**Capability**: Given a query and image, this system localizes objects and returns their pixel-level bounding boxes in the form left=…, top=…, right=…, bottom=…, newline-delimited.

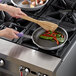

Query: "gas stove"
left=0, top=0, right=76, bottom=76
left=0, top=0, right=76, bottom=58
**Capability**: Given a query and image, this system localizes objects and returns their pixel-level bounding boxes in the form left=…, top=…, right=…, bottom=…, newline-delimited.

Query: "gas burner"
left=16, top=18, right=30, bottom=27
left=1, top=22, right=24, bottom=32
left=47, top=12, right=64, bottom=20
left=3, top=22, right=18, bottom=30
left=0, top=11, right=5, bottom=25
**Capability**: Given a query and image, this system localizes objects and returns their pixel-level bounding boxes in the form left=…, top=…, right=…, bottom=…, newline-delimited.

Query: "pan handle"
left=16, top=32, right=32, bottom=39
left=0, top=0, right=2, bottom=2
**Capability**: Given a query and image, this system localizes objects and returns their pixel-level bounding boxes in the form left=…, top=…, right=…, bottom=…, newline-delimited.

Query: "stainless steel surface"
left=0, top=39, right=61, bottom=74
left=23, top=34, right=32, bottom=39
left=24, top=68, right=30, bottom=76
left=11, top=0, right=49, bottom=11
left=56, top=39, right=76, bottom=76
left=63, top=40, right=76, bottom=61
left=0, top=59, right=4, bottom=67
left=32, top=27, right=68, bottom=50
left=62, top=0, right=66, bottom=5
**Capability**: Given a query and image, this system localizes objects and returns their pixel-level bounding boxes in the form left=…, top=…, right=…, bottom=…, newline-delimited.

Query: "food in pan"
left=39, top=30, right=64, bottom=45
left=22, top=0, right=46, bottom=8
left=22, top=0, right=29, bottom=4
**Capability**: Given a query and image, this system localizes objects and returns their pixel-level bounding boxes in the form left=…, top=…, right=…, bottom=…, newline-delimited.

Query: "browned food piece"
left=30, top=0, right=35, bottom=2
left=22, top=0, right=29, bottom=5
left=30, top=1, right=36, bottom=8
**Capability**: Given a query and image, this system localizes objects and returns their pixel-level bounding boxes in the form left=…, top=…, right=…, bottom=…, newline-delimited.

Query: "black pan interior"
left=33, top=27, right=68, bottom=50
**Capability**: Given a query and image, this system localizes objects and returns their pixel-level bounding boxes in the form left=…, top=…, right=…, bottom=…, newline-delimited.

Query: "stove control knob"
left=24, top=68, right=30, bottom=76
left=19, top=66, right=24, bottom=71
left=43, top=74, right=48, bottom=76
left=0, top=59, right=4, bottom=66
left=37, top=72, right=42, bottom=76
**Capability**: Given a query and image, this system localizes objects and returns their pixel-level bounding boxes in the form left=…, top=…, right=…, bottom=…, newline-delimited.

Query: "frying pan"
left=11, top=0, right=49, bottom=11
left=17, top=27, right=68, bottom=50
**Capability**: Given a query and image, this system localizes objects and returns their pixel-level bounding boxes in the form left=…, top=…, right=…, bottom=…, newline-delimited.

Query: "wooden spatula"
left=20, top=15, right=58, bottom=31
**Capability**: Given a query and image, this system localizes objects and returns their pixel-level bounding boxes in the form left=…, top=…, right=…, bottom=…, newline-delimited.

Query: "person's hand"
left=0, top=28, right=19, bottom=39
left=3, top=4, right=27, bottom=18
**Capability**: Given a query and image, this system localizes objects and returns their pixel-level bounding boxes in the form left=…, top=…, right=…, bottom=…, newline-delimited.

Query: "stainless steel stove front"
left=0, top=33, right=76, bottom=76
left=0, top=39, right=61, bottom=76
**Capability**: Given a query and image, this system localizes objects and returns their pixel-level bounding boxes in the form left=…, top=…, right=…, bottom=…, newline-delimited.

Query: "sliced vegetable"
left=40, top=35, right=53, bottom=40
left=56, top=34, right=61, bottom=38
left=53, top=37, right=59, bottom=45
left=49, top=30, right=52, bottom=34
left=39, top=30, right=65, bottom=45
left=57, top=38, right=64, bottom=43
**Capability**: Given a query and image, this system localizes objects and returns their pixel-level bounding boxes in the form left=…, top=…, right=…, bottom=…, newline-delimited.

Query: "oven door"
left=0, top=67, right=14, bottom=76
left=0, top=71, right=12, bottom=76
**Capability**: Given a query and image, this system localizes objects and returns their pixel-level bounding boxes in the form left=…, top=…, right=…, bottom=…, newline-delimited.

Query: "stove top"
left=0, top=0, right=76, bottom=58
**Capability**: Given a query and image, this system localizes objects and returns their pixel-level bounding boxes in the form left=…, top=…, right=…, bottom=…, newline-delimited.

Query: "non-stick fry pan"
left=11, top=0, right=49, bottom=11
left=17, top=27, right=68, bottom=50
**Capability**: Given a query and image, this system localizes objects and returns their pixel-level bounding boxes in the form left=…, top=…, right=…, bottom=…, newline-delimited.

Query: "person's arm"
left=0, top=4, right=7, bottom=11
left=0, top=4, right=26, bottom=39
left=0, top=4, right=27, bottom=18
left=0, top=28, right=19, bottom=39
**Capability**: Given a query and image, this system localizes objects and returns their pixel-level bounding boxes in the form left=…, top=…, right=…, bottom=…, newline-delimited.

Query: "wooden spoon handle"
left=21, top=15, right=38, bottom=23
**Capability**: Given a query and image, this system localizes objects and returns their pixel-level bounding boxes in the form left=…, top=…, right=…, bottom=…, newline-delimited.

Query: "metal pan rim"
left=32, top=27, right=68, bottom=50
left=11, top=0, right=49, bottom=11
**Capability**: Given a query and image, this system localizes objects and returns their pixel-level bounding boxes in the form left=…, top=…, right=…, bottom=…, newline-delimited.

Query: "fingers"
left=13, top=30, right=19, bottom=34
left=12, top=29, right=19, bottom=39
left=6, top=6, right=27, bottom=19
left=12, top=33, right=19, bottom=39
left=1, top=28, right=20, bottom=40
left=19, top=11, right=27, bottom=16
left=15, top=11, right=27, bottom=18
left=14, top=8, right=27, bottom=18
